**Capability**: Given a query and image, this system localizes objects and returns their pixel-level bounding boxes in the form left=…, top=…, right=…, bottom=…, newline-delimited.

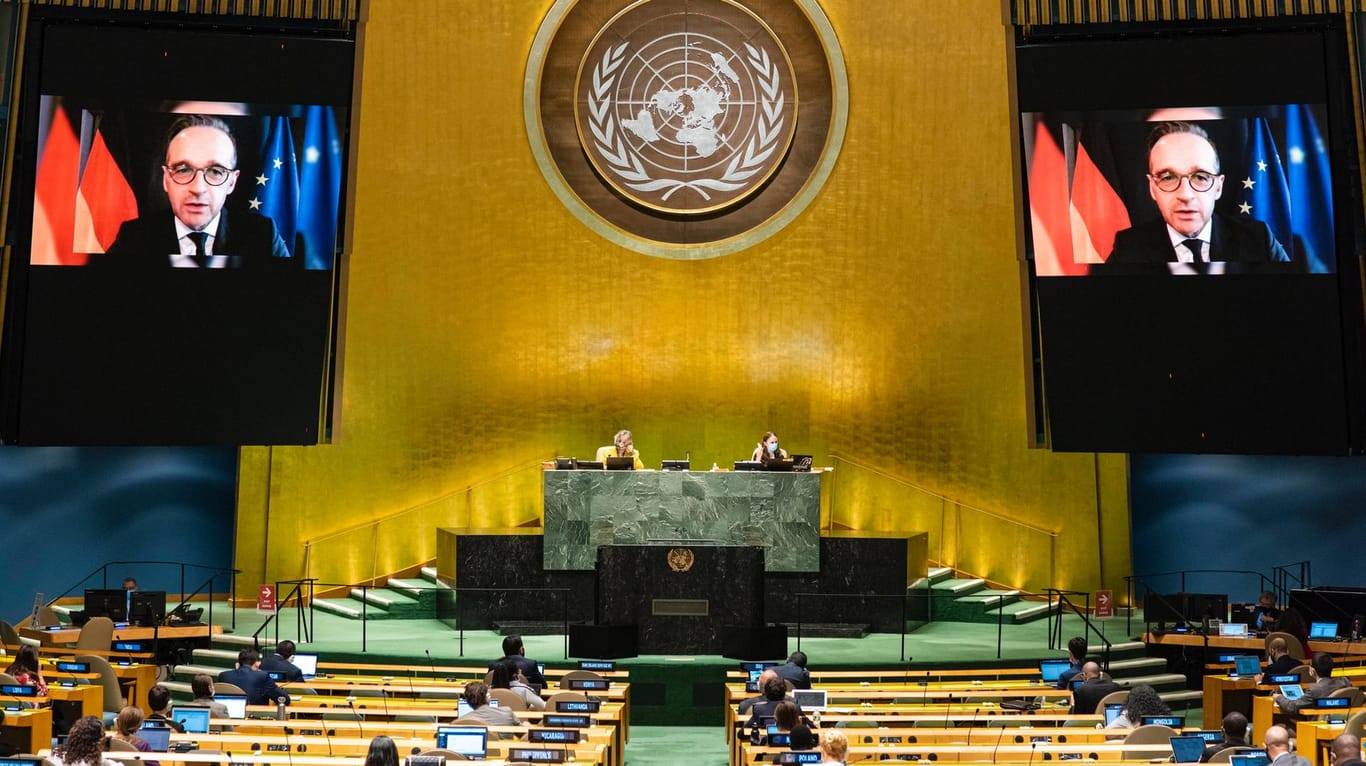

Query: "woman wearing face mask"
left=751, top=431, right=789, bottom=464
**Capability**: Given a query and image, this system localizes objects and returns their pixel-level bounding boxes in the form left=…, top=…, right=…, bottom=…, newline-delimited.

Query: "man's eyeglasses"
left=164, top=164, right=236, bottom=186
left=1149, top=170, right=1219, bottom=193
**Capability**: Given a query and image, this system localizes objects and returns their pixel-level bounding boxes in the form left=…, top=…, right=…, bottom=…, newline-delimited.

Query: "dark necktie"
left=1182, top=238, right=1207, bottom=274
left=187, top=231, right=209, bottom=268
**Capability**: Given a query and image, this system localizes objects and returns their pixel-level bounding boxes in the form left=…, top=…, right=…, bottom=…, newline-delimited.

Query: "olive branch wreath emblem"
left=586, top=40, right=785, bottom=202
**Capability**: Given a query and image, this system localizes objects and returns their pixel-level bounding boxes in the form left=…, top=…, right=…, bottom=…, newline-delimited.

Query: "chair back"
left=1094, top=690, right=1130, bottom=714
left=1209, top=747, right=1261, bottom=763
left=1330, top=686, right=1366, bottom=707
left=76, top=653, right=126, bottom=713
left=557, top=669, right=604, bottom=689
left=215, top=681, right=247, bottom=696
left=488, top=688, right=529, bottom=711
left=1287, top=664, right=1315, bottom=683
left=1122, top=724, right=1178, bottom=760
left=1266, top=632, right=1307, bottom=660
left=415, top=750, right=469, bottom=761
left=1345, top=709, right=1366, bottom=740
left=37, top=606, right=61, bottom=627
left=542, top=691, right=587, bottom=710
left=77, top=617, right=115, bottom=652
left=107, top=738, right=139, bottom=752
left=0, top=620, right=20, bottom=647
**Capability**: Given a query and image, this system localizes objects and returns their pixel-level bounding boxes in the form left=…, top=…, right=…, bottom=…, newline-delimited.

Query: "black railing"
left=1046, top=588, right=1113, bottom=670
left=792, top=592, right=924, bottom=661
left=1273, top=561, right=1312, bottom=604
left=1124, top=568, right=1277, bottom=636
left=44, top=559, right=240, bottom=630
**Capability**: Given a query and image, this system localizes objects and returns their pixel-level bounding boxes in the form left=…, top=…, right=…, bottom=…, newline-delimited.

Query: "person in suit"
left=594, top=429, right=644, bottom=469
left=1201, top=712, right=1249, bottom=762
left=258, top=639, right=305, bottom=683
left=103, top=114, right=289, bottom=269
left=1329, top=734, right=1365, bottom=766
left=1069, top=662, right=1120, bottom=715
left=1257, top=636, right=1300, bottom=682
left=218, top=648, right=290, bottom=706
left=488, top=634, right=545, bottom=689
left=1099, top=121, right=1289, bottom=273
left=1275, top=652, right=1350, bottom=713
left=1265, top=724, right=1311, bottom=766
left=773, top=651, right=812, bottom=690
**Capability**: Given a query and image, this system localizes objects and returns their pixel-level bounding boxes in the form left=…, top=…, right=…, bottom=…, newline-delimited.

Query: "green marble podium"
left=542, top=469, right=822, bottom=572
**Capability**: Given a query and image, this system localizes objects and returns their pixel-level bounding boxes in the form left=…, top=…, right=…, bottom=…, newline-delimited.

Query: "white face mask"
left=767, top=442, right=778, bottom=453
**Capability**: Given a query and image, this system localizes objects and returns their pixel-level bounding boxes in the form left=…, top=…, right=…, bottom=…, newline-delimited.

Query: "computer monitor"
left=661, top=460, right=690, bottom=471
left=435, top=725, right=487, bottom=759
left=139, top=723, right=171, bottom=752
left=1234, top=656, right=1262, bottom=676
left=1171, top=735, right=1207, bottom=763
left=1220, top=622, right=1249, bottom=637
left=290, top=653, right=318, bottom=679
left=1230, top=753, right=1271, bottom=766
left=1311, top=622, right=1339, bottom=639
left=128, top=591, right=167, bottom=627
left=604, top=456, right=635, bottom=470
left=1104, top=703, right=1125, bottom=727
left=1040, top=659, right=1072, bottom=683
left=172, top=707, right=211, bottom=734
left=792, top=689, right=827, bottom=712
left=457, top=698, right=499, bottom=718
left=216, top=694, right=247, bottom=719
left=83, top=588, right=128, bottom=621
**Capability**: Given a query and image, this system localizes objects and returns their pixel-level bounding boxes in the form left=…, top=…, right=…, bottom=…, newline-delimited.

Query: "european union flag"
left=1239, top=116, right=1292, bottom=257
left=298, top=106, right=342, bottom=270
left=253, top=115, right=299, bottom=260
left=1284, top=104, right=1335, bottom=274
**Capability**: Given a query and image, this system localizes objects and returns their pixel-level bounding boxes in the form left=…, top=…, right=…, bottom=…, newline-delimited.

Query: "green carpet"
left=625, top=726, right=728, bottom=766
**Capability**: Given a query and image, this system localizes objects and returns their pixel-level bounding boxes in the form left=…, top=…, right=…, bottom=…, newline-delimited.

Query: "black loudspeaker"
left=568, top=624, right=639, bottom=659
left=721, top=624, right=788, bottom=661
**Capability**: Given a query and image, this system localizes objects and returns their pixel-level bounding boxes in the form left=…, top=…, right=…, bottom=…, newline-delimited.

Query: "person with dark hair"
left=1056, top=636, right=1087, bottom=689
left=745, top=674, right=803, bottom=729
left=774, top=699, right=815, bottom=749
left=4, top=645, right=48, bottom=695
left=1276, top=652, right=1350, bottom=713
left=1277, top=608, right=1312, bottom=656
left=49, top=715, right=120, bottom=766
left=1069, top=662, right=1120, bottom=715
left=258, top=639, right=305, bottom=683
left=488, top=634, right=545, bottom=688
left=364, top=735, right=400, bottom=766
left=456, top=682, right=522, bottom=727
left=190, top=672, right=229, bottom=718
left=774, top=651, right=811, bottom=690
left=489, top=657, right=545, bottom=710
left=144, top=684, right=186, bottom=733
left=104, top=113, right=290, bottom=268
left=1329, top=733, right=1365, bottom=766
left=1254, top=591, right=1282, bottom=632
left=122, top=578, right=138, bottom=591
left=751, top=432, right=790, bottom=464
left=218, top=648, right=290, bottom=706
left=1107, top=684, right=1171, bottom=729
left=112, top=706, right=158, bottom=766
left=1102, top=121, right=1289, bottom=272
left=1201, top=711, right=1249, bottom=762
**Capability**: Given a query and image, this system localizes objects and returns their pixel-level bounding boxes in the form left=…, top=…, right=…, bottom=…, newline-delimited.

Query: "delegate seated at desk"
left=595, top=429, right=644, bottom=469
left=751, top=431, right=789, bottom=464
left=1274, top=653, right=1349, bottom=713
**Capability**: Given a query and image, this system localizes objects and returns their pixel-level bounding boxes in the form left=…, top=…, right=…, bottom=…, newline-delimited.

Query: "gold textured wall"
left=234, top=0, right=1132, bottom=599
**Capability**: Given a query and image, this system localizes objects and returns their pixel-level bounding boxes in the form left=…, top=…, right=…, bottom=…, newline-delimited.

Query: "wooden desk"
left=114, top=663, right=159, bottom=713
left=737, top=740, right=1175, bottom=766
left=0, top=707, right=52, bottom=756
left=1203, top=674, right=1260, bottom=723
left=20, top=624, right=223, bottom=648
left=48, top=683, right=104, bottom=719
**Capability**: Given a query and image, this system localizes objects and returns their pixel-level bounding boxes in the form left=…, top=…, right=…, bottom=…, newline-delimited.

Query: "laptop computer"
left=791, top=454, right=814, bottom=472
left=1040, top=659, right=1073, bottom=683
left=290, top=653, right=319, bottom=680
left=457, top=698, right=499, bottom=718
left=1311, top=622, right=1339, bottom=639
left=661, top=460, right=690, bottom=471
left=1104, top=703, right=1125, bottom=727
left=1279, top=684, right=1305, bottom=701
left=171, top=707, right=211, bottom=734
left=1171, top=735, right=1207, bottom=763
left=1221, top=622, right=1250, bottom=637
left=139, top=723, right=172, bottom=752
left=435, top=726, right=487, bottom=759
left=792, top=689, right=827, bottom=712
left=761, top=459, right=795, bottom=472
left=216, top=694, right=248, bottom=719
left=605, top=456, right=635, bottom=470
left=1230, top=753, right=1271, bottom=766
left=1233, top=656, right=1262, bottom=676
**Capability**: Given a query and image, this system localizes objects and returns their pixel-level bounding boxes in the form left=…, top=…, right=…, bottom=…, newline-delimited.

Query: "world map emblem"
left=527, top=0, right=847, bottom=258
left=575, top=0, right=798, bottom=214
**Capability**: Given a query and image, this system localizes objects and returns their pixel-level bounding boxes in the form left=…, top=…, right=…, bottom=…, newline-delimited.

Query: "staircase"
left=912, top=567, right=1057, bottom=624
left=310, top=566, right=449, bottom=621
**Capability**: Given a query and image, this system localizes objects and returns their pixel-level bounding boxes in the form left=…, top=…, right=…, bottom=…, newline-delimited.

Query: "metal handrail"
left=1123, top=568, right=1276, bottom=635
left=1046, top=588, right=1112, bottom=670
left=793, top=592, right=925, bottom=662
left=43, top=559, right=240, bottom=630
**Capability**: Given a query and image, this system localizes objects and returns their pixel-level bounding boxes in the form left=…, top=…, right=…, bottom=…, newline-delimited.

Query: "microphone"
left=992, top=720, right=1008, bottom=761
left=407, top=668, right=416, bottom=697
left=944, top=692, right=953, bottom=729
left=1027, top=740, right=1037, bottom=766
left=346, top=696, right=364, bottom=738
left=964, top=706, right=980, bottom=744
left=426, top=649, right=444, bottom=682
left=281, top=726, right=296, bottom=766
left=322, top=727, right=335, bottom=757
left=380, top=688, right=391, bottom=718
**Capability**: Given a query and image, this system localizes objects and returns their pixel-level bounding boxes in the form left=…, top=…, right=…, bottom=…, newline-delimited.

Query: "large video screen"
left=0, top=10, right=353, bottom=445
left=1016, top=20, right=1366, bottom=454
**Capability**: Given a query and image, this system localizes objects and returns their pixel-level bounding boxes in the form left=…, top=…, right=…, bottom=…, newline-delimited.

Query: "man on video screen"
left=105, top=114, right=289, bottom=268
left=1105, top=121, right=1288, bottom=271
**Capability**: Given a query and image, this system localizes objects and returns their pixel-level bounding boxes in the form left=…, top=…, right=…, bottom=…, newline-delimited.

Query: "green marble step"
left=983, top=599, right=1057, bottom=625
left=929, top=578, right=987, bottom=596
left=935, top=588, right=1020, bottom=622
left=313, top=597, right=391, bottom=620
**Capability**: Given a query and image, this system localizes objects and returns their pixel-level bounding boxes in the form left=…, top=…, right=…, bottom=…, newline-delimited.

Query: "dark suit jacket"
left=773, top=662, right=811, bottom=690
left=218, top=665, right=290, bottom=706
left=489, top=654, right=545, bottom=689
left=1263, top=654, right=1300, bottom=677
left=103, top=208, right=291, bottom=268
left=258, top=654, right=304, bottom=683
left=1071, top=678, right=1121, bottom=715
left=1099, top=213, right=1290, bottom=273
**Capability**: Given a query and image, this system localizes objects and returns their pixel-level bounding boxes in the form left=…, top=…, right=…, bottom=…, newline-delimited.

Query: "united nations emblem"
left=575, top=0, right=797, bottom=214
left=527, top=0, right=847, bottom=258
left=667, top=547, right=695, bottom=572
